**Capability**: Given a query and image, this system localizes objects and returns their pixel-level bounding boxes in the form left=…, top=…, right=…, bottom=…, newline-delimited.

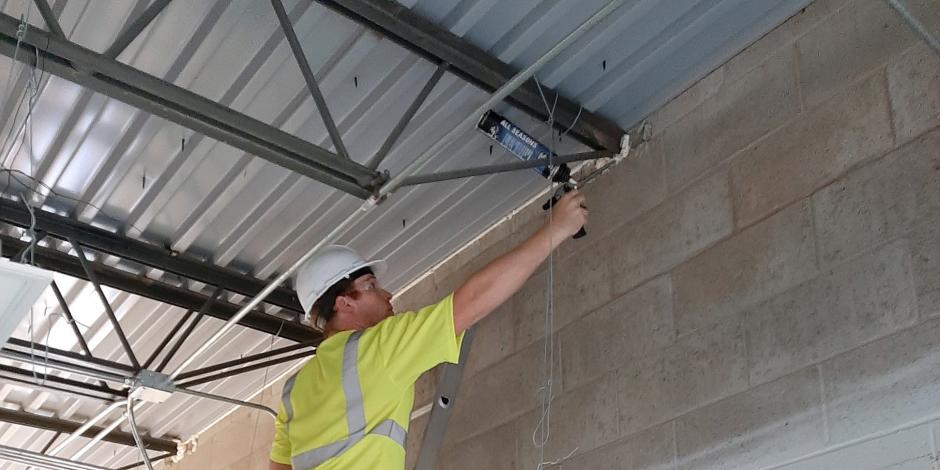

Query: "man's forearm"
left=453, top=224, right=565, bottom=333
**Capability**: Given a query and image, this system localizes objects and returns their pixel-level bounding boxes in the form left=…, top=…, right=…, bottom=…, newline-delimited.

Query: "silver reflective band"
left=282, top=373, right=298, bottom=429
left=292, top=419, right=407, bottom=469
left=286, top=331, right=408, bottom=470
left=342, top=331, right=367, bottom=435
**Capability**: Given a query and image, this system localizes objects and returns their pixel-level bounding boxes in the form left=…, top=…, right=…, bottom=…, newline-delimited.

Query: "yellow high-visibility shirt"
left=270, top=293, right=463, bottom=469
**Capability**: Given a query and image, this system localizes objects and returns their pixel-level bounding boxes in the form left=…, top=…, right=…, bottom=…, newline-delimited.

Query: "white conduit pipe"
left=0, top=443, right=110, bottom=470
left=167, top=0, right=626, bottom=381
left=127, top=399, right=155, bottom=470
left=71, top=402, right=146, bottom=460
left=47, top=400, right=127, bottom=456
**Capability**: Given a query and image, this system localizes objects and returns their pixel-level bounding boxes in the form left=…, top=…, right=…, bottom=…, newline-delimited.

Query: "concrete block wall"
left=161, top=0, right=939, bottom=468
left=419, top=1, right=940, bottom=469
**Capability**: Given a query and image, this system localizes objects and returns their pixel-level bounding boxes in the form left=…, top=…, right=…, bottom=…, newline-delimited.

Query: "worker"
left=269, top=190, right=588, bottom=470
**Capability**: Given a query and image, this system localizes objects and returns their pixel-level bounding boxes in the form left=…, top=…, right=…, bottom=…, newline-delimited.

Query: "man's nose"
left=381, top=289, right=392, bottom=301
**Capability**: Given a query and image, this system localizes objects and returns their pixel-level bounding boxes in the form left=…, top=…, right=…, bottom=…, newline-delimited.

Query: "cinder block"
left=663, top=46, right=800, bottom=192
left=557, top=421, right=675, bottom=470
left=587, top=139, right=667, bottom=241
left=464, top=300, right=516, bottom=377
left=910, top=216, right=940, bottom=318
left=747, top=240, right=918, bottom=385
left=888, top=42, right=940, bottom=144
left=648, top=68, right=726, bottom=138
left=813, top=127, right=940, bottom=265
left=513, top=229, right=620, bottom=351
left=560, top=275, right=674, bottom=390
left=618, top=320, right=748, bottom=437
left=673, top=200, right=817, bottom=336
left=440, top=419, right=517, bottom=470
left=607, top=168, right=734, bottom=299
left=721, top=0, right=851, bottom=81
left=516, top=372, right=622, bottom=468
left=392, top=273, right=437, bottom=313
left=731, top=70, right=895, bottom=228
left=509, top=269, right=551, bottom=350
left=797, top=0, right=916, bottom=108
left=875, top=456, right=938, bottom=470
left=813, top=125, right=940, bottom=263
left=675, top=367, right=825, bottom=470
left=776, top=424, right=935, bottom=470
left=551, top=237, right=615, bottom=330
left=405, top=413, right=428, bottom=470
left=448, top=339, right=560, bottom=441
left=413, top=365, right=441, bottom=409
left=821, top=316, right=940, bottom=443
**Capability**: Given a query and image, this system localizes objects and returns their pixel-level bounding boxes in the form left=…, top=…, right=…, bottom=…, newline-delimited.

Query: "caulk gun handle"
left=565, top=181, right=587, bottom=240
left=542, top=185, right=587, bottom=240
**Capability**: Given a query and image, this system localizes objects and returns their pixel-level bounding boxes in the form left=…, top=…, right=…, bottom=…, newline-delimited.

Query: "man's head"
left=295, top=245, right=391, bottom=334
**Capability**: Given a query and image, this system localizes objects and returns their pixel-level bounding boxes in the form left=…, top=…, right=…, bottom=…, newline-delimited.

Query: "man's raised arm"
left=453, top=190, right=588, bottom=334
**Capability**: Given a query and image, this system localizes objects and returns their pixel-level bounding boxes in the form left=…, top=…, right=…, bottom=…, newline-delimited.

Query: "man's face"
left=341, top=273, right=394, bottom=327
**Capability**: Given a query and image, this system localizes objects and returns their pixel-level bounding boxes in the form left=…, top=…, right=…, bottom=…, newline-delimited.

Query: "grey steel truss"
left=315, top=0, right=626, bottom=152
left=0, top=12, right=381, bottom=199
left=0, top=1, right=626, bottom=466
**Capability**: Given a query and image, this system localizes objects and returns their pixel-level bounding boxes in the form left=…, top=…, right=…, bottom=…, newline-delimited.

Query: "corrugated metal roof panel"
left=0, top=0, right=809, bottom=466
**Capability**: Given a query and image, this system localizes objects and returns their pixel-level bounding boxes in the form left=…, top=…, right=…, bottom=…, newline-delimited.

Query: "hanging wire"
left=529, top=75, right=582, bottom=469
left=248, top=320, right=285, bottom=453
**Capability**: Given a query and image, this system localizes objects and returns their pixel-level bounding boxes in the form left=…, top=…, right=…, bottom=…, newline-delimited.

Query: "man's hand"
left=453, top=192, right=589, bottom=333
left=548, top=189, right=588, bottom=239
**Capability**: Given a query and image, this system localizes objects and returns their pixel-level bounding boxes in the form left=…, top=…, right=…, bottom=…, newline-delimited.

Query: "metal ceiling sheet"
left=0, top=0, right=808, bottom=467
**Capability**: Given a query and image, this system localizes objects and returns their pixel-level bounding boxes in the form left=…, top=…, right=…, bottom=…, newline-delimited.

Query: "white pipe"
left=378, top=0, right=627, bottom=197
left=126, top=399, right=154, bottom=470
left=0, top=443, right=109, bottom=470
left=167, top=0, right=625, bottom=381
left=48, top=400, right=126, bottom=456
left=71, top=401, right=146, bottom=460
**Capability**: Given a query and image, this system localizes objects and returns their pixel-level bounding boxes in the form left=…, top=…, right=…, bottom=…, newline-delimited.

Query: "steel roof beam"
left=400, top=150, right=613, bottom=186
left=0, top=409, right=177, bottom=453
left=0, top=234, right=318, bottom=342
left=0, top=198, right=304, bottom=316
left=315, top=0, right=626, bottom=152
left=0, top=13, right=379, bottom=199
left=0, top=364, right=125, bottom=401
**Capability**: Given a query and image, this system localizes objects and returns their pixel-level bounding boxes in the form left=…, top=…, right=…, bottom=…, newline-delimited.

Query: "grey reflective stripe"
left=342, top=331, right=366, bottom=434
left=289, top=331, right=408, bottom=469
left=291, top=419, right=407, bottom=469
left=371, top=419, right=407, bottom=448
left=282, top=373, right=298, bottom=426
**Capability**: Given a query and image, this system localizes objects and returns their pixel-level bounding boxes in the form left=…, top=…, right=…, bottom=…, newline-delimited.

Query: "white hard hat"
left=295, top=245, right=386, bottom=326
